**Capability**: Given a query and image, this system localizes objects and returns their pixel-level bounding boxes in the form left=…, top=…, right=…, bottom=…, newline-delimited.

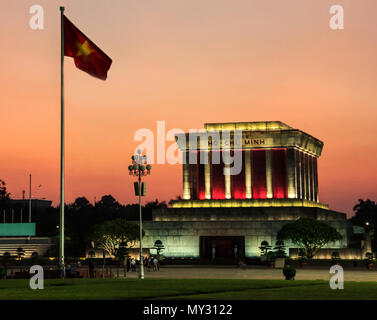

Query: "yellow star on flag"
left=75, top=40, right=95, bottom=58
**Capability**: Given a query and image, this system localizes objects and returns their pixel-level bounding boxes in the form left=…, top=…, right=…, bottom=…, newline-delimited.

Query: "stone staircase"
left=0, top=237, right=55, bottom=258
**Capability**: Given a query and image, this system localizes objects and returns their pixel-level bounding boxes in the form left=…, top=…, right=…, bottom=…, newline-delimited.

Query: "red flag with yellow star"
left=63, top=15, right=112, bottom=80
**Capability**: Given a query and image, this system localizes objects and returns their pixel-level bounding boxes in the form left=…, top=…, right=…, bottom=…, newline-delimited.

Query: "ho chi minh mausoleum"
left=142, top=121, right=367, bottom=260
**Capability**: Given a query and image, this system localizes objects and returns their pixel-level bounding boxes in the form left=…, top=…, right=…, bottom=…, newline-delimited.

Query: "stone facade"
left=141, top=207, right=349, bottom=258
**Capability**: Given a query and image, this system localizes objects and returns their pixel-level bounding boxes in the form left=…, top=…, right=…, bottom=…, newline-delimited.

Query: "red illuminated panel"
left=211, top=150, right=225, bottom=199
left=232, top=150, right=246, bottom=199
left=252, top=150, right=267, bottom=199
left=272, top=149, right=287, bottom=198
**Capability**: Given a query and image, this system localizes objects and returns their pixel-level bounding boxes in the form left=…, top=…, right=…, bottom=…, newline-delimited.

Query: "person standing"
left=147, top=257, right=152, bottom=272
left=143, top=256, right=147, bottom=270
left=131, top=258, right=136, bottom=272
left=126, top=257, right=131, bottom=272
left=234, top=245, right=238, bottom=259
left=153, top=257, right=158, bottom=271
left=212, top=245, right=216, bottom=260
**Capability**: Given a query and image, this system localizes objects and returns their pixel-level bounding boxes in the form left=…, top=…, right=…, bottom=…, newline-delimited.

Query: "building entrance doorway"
left=199, top=236, right=245, bottom=260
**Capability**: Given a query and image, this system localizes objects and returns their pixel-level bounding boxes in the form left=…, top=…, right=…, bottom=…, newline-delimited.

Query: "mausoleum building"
left=142, top=122, right=365, bottom=260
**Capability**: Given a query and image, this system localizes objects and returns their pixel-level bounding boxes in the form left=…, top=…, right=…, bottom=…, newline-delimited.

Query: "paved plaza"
left=121, top=265, right=377, bottom=282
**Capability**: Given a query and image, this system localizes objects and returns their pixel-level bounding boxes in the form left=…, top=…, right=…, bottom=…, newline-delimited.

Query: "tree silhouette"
left=90, top=219, right=143, bottom=258
left=68, top=197, right=92, bottom=211
left=259, top=240, right=271, bottom=256
left=351, top=198, right=377, bottom=251
left=145, top=199, right=167, bottom=209
left=0, top=179, right=10, bottom=201
left=351, top=199, right=377, bottom=227
left=0, top=179, right=10, bottom=210
left=95, top=195, right=121, bottom=210
left=277, top=217, right=342, bottom=259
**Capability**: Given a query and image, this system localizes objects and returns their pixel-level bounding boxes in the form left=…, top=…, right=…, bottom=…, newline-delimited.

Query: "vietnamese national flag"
left=63, top=15, right=112, bottom=80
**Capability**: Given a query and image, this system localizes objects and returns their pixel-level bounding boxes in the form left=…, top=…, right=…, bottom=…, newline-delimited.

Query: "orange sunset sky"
left=1, top=0, right=377, bottom=217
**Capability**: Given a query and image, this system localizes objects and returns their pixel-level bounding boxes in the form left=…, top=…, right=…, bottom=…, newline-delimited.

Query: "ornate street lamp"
left=128, top=149, right=151, bottom=279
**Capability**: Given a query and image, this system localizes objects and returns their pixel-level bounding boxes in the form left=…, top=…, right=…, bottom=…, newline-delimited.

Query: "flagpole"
left=59, top=6, right=65, bottom=278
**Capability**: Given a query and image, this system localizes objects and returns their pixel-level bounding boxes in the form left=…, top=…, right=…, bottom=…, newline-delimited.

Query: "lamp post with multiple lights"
left=128, top=149, right=151, bottom=279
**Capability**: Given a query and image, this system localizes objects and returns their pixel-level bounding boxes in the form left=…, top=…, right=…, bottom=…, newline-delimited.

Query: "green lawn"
left=1, top=278, right=377, bottom=300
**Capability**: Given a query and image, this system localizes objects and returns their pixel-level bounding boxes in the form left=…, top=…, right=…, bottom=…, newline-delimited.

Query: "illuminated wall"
left=211, top=150, right=225, bottom=199
left=272, top=149, right=287, bottom=199
left=252, top=149, right=267, bottom=199
left=179, top=122, right=322, bottom=203
left=141, top=216, right=348, bottom=259
left=232, top=150, right=246, bottom=199
left=186, top=147, right=319, bottom=202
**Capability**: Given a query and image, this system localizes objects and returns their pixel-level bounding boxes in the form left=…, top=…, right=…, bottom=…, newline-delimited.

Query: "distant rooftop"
left=9, top=199, right=52, bottom=208
left=204, top=121, right=293, bottom=132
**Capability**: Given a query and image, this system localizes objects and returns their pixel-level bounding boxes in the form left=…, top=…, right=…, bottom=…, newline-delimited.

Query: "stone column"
left=224, top=162, right=231, bottom=199
left=295, top=149, right=302, bottom=199
left=313, top=157, right=319, bottom=202
left=265, top=149, right=273, bottom=199
left=286, top=148, right=297, bottom=199
left=245, top=150, right=252, bottom=199
left=182, top=151, right=191, bottom=200
left=301, top=152, right=307, bottom=200
left=310, top=156, right=315, bottom=202
left=306, top=153, right=311, bottom=201
left=204, top=152, right=211, bottom=199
